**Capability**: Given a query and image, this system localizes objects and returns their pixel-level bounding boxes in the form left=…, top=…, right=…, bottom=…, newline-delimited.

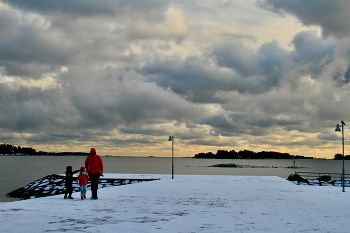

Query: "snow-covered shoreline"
left=1, top=174, right=349, bottom=232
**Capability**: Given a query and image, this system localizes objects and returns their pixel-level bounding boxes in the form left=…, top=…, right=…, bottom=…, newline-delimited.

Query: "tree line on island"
left=1, top=143, right=38, bottom=155
left=0, top=143, right=88, bottom=156
left=194, top=150, right=350, bottom=160
left=194, top=150, right=312, bottom=159
left=333, top=153, right=350, bottom=160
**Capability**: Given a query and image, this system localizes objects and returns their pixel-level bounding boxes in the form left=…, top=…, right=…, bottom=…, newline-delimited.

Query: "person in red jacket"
left=85, top=148, right=103, bottom=199
left=78, top=167, right=89, bottom=200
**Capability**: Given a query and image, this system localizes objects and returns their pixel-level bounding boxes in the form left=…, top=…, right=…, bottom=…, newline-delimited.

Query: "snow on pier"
left=1, top=174, right=350, bottom=232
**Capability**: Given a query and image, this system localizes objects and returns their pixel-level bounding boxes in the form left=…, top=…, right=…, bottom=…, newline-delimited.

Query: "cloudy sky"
left=0, top=0, right=350, bottom=158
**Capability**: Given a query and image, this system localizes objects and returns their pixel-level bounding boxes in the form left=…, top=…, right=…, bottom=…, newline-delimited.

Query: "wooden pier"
left=6, top=174, right=160, bottom=199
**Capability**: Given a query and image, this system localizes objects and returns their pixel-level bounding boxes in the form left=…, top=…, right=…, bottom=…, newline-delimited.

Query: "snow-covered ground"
left=1, top=174, right=349, bottom=232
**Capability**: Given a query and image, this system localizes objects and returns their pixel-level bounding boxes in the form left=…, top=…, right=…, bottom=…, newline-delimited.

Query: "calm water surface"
left=1, top=156, right=349, bottom=202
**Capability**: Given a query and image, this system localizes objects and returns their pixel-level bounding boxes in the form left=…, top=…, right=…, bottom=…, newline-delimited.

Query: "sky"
left=0, top=0, right=350, bottom=159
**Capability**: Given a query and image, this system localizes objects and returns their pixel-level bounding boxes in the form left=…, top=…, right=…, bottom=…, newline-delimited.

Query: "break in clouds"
left=0, top=0, right=350, bottom=158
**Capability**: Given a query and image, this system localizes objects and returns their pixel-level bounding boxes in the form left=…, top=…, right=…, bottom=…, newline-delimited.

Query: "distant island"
left=0, top=143, right=88, bottom=156
left=194, top=150, right=314, bottom=159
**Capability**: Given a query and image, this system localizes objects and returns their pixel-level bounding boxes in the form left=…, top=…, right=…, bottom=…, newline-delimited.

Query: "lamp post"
left=168, top=136, right=174, bottom=179
left=335, top=121, right=346, bottom=192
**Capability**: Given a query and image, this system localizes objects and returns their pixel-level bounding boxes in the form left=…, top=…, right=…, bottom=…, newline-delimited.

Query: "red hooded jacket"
left=85, top=148, right=104, bottom=175
left=78, top=172, right=89, bottom=186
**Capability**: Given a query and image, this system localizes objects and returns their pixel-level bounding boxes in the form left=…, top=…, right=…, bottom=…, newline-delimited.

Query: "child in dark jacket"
left=64, top=166, right=80, bottom=199
left=78, top=167, right=89, bottom=200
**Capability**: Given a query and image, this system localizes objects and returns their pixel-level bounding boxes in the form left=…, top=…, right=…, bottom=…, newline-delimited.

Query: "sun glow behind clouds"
left=11, top=76, right=60, bottom=90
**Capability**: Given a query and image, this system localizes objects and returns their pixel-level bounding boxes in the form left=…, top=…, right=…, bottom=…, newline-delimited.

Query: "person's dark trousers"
left=64, top=183, right=73, bottom=197
left=89, top=173, right=100, bottom=198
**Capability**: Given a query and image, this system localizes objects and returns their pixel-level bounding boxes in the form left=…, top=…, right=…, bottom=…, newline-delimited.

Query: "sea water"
left=1, top=156, right=349, bottom=202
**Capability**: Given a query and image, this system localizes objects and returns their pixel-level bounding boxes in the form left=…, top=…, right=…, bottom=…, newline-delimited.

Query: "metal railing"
left=292, top=172, right=350, bottom=186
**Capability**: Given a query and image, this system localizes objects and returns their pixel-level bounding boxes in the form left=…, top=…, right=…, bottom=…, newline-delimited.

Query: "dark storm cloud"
left=119, top=128, right=167, bottom=137
left=317, top=133, right=339, bottom=141
left=0, top=82, right=74, bottom=132
left=213, top=39, right=289, bottom=75
left=343, top=63, right=350, bottom=84
left=212, top=39, right=290, bottom=91
left=0, top=6, right=17, bottom=37
left=258, top=41, right=290, bottom=86
left=257, top=0, right=350, bottom=38
left=245, top=117, right=301, bottom=128
left=212, top=40, right=260, bottom=77
left=2, top=0, right=169, bottom=20
left=140, top=56, right=241, bottom=103
left=201, top=115, right=236, bottom=133
left=289, top=30, right=350, bottom=86
left=0, top=10, right=73, bottom=77
left=2, top=0, right=114, bottom=16
left=25, top=131, right=89, bottom=145
left=332, top=49, right=350, bottom=86
left=0, top=0, right=178, bottom=78
left=61, top=68, right=203, bottom=129
left=139, top=29, right=346, bottom=114
left=141, top=39, right=291, bottom=103
left=201, top=113, right=302, bottom=137
left=107, top=137, right=159, bottom=147
left=0, top=26, right=71, bottom=76
left=0, top=67, right=204, bottom=146
left=290, top=30, right=338, bottom=62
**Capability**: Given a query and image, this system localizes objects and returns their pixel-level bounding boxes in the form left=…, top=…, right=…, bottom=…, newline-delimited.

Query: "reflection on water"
left=1, top=156, right=349, bottom=202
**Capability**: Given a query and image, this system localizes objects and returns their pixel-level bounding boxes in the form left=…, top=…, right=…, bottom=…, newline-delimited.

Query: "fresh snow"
left=1, top=174, right=349, bottom=232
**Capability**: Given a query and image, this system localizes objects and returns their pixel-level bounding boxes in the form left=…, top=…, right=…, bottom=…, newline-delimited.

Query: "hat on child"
left=80, top=167, right=85, bottom=171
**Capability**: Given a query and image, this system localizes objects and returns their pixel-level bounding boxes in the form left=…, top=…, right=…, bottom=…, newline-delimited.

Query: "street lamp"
left=168, top=136, right=174, bottom=179
left=335, top=121, right=346, bottom=192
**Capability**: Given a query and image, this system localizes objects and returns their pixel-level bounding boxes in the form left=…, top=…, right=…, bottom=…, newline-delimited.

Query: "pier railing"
left=292, top=172, right=350, bottom=186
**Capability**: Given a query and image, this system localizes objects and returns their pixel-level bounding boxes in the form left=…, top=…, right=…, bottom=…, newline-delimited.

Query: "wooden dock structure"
left=6, top=174, right=160, bottom=199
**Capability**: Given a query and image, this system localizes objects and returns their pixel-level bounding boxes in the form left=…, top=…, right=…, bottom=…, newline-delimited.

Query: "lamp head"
left=335, top=124, right=341, bottom=132
left=168, top=136, right=173, bottom=141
